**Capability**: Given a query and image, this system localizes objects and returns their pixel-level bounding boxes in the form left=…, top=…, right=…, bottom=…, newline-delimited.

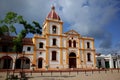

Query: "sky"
left=0, top=0, right=120, bottom=54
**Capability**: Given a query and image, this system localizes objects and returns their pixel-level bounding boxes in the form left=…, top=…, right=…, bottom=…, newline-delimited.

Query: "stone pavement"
left=0, top=69, right=120, bottom=80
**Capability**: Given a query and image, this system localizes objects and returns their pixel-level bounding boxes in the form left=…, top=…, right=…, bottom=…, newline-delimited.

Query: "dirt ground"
left=0, top=69, right=120, bottom=80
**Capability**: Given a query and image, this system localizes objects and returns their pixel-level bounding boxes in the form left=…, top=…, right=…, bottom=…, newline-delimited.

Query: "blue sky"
left=0, top=0, right=120, bottom=54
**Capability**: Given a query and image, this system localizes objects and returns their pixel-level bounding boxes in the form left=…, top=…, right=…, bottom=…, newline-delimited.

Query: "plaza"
left=0, top=69, right=120, bottom=80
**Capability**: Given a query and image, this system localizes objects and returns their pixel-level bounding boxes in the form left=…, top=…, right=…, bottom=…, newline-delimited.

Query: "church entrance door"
left=69, top=52, right=76, bottom=68
left=38, top=58, right=43, bottom=68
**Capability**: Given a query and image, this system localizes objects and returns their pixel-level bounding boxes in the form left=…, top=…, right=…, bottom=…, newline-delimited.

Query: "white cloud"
left=57, top=0, right=119, bottom=35
left=56, top=0, right=120, bottom=50
left=0, top=0, right=120, bottom=53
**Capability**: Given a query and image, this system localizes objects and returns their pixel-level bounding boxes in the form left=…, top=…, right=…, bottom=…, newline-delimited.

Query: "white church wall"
left=85, top=51, right=95, bottom=68
left=49, top=36, right=60, bottom=47
left=62, top=49, right=67, bottom=64
left=62, top=38, right=67, bottom=47
left=79, top=40, right=81, bottom=49
left=80, top=50, right=84, bottom=63
left=23, top=45, right=34, bottom=54
left=36, top=51, right=46, bottom=60
left=49, top=22, right=60, bottom=35
left=49, top=48, right=60, bottom=67
left=84, top=40, right=92, bottom=49
left=36, top=51, right=46, bottom=68
left=36, top=39, right=46, bottom=49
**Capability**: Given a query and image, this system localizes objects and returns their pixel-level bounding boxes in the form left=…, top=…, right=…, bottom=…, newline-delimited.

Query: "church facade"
left=0, top=6, right=96, bottom=70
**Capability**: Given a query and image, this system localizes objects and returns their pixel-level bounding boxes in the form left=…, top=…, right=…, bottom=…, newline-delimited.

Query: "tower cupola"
left=47, top=6, right=61, bottom=20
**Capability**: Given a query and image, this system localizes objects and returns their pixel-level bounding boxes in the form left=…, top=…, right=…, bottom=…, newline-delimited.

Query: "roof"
left=47, top=6, right=61, bottom=20
left=22, top=38, right=33, bottom=45
left=64, top=30, right=80, bottom=35
left=0, top=35, right=14, bottom=44
left=0, top=35, right=33, bottom=45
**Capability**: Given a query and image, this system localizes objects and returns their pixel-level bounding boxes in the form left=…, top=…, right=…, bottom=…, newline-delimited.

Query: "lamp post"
left=22, top=51, right=25, bottom=72
left=31, top=64, right=36, bottom=75
left=6, top=53, right=9, bottom=79
left=21, top=51, right=25, bottom=79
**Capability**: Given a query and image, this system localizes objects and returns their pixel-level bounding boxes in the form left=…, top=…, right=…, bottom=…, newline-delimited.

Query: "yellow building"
left=0, top=6, right=96, bottom=70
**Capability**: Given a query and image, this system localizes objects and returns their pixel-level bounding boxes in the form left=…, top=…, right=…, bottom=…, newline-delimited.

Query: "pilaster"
left=45, top=21, right=50, bottom=65
left=77, top=39, right=80, bottom=67
left=32, top=37, right=37, bottom=66
left=82, top=39, right=86, bottom=65
left=60, top=36, right=63, bottom=65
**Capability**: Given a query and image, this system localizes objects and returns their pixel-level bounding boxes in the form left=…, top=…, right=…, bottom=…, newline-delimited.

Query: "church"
left=0, top=6, right=96, bottom=70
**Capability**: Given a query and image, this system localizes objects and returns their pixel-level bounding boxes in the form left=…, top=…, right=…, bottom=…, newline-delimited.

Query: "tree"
left=0, top=12, right=42, bottom=52
left=0, top=12, right=21, bottom=35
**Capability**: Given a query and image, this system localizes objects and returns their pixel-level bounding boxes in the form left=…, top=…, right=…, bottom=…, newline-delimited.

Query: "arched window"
left=27, top=47, right=31, bottom=51
left=1, top=56, right=13, bottom=69
left=73, top=40, right=76, bottom=47
left=15, top=57, right=30, bottom=69
left=52, top=25, right=57, bottom=33
left=69, top=52, right=76, bottom=57
left=53, top=38, right=56, bottom=46
left=69, top=40, right=72, bottom=47
left=87, top=53, right=91, bottom=61
left=52, top=51, right=57, bottom=60
left=39, top=42, right=43, bottom=48
left=87, top=42, right=90, bottom=48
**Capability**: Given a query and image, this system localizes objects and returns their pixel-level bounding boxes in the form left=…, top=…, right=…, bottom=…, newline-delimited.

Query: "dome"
left=47, top=6, right=61, bottom=20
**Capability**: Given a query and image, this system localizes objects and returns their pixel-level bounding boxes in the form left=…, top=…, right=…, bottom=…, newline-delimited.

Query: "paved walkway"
left=0, top=69, right=120, bottom=80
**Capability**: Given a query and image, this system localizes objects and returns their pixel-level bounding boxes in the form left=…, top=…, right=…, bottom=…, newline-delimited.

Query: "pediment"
left=65, top=30, right=79, bottom=35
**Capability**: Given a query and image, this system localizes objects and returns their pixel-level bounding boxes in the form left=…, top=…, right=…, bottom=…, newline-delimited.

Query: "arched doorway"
left=69, top=52, right=76, bottom=68
left=15, top=57, right=30, bottom=69
left=38, top=58, right=43, bottom=68
left=0, top=56, right=13, bottom=69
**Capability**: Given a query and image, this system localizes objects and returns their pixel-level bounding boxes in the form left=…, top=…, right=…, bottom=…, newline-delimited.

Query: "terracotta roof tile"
left=0, top=36, right=33, bottom=45
left=47, top=6, right=61, bottom=20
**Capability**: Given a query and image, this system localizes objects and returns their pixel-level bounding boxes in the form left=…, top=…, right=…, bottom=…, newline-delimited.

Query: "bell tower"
left=42, top=6, right=63, bottom=36
left=42, top=6, right=64, bottom=66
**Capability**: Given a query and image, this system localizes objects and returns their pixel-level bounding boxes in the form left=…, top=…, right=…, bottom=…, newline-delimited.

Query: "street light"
left=22, top=51, right=25, bottom=72
left=31, top=64, right=36, bottom=75
left=20, top=51, right=26, bottom=79
left=6, top=53, right=9, bottom=80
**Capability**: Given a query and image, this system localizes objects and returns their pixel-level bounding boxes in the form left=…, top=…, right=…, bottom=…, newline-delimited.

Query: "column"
left=82, top=39, right=86, bottom=65
left=60, top=36, right=63, bottom=65
left=66, top=40, right=69, bottom=68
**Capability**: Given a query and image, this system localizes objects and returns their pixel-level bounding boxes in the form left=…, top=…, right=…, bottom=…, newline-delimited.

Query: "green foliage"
left=9, top=25, right=17, bottom=34
left=1, top=25, right=9, bottom=32
left=0, top=12, right=24, bottom=35
left=20, top=20, right=42, bottom=34
left=13, top=37, right=22, bottom=53
left=4, top=12, right=17, bottom=24
left=0, top=11, right=42, bottom=53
